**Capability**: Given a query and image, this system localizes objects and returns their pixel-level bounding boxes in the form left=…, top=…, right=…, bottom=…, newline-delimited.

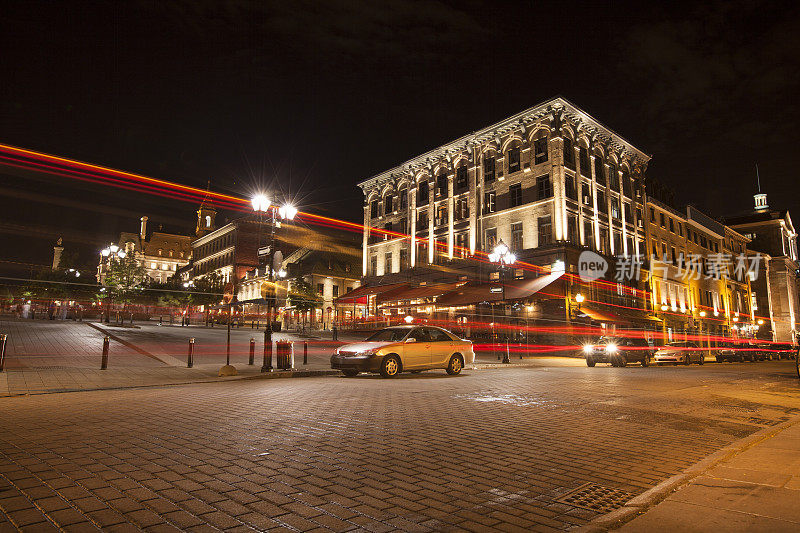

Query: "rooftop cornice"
left=358, top=96, right=652, bottom=191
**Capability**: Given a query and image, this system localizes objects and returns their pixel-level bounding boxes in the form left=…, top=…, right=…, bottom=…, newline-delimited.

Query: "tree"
left=103, top=255, right=148, bottom=320
left=190, top=271, right=225, bottom=326
left=287, top=279, right=322, bottom=330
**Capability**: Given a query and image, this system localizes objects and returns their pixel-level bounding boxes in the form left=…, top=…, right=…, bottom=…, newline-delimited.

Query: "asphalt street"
left=1, top=360, right=798, bottom=531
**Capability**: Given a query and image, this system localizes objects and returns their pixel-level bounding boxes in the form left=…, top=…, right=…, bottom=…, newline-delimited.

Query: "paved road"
left=1, top=361, right=798, bottom=531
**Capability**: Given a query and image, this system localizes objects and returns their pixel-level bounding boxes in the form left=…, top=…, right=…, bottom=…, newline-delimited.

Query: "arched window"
left=533, top=131, right=549, bottom=164
left=168, top=250, right=174, bottom=258
left=157, top=249, right=163, bottom=256
left=205, top=215, right=211, bottom=227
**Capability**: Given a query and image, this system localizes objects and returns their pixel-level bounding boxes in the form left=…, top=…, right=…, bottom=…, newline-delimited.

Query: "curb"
left=574, top=414, right=800, bottom=532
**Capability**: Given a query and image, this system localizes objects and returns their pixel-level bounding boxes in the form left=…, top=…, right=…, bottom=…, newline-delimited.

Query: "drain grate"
left=555, top=482, right=634, bottom=513
left=745, top=416, right=782, bottom=426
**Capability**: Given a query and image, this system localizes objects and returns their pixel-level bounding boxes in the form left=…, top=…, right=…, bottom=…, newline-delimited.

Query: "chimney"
left=140, top=216, right=148, bottom=240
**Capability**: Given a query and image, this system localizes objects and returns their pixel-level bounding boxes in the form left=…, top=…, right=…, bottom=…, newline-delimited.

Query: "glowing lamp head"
left=117, top=251, right=126, bottom=258
left=494, top=241, right=509, bottom=256
left=404, top=315, right=414, bottom=324
left=732, top=316, right=739, bottom=322
left=278, top=204, right=298, bottom=220
left=660, top=304, right=668, bottom=311
left=575, top=293, right=585, bottom=303
left=757, top=319, right=764, bottom=325
left=251, top=193, right=270, bottom=213
left=277, top=268, right=287, bottom=278
left=101, top=248, right=110, bottom=257
left=699, top=311, right=707, bottom=317
left=74, top=271, right=80, bottom=277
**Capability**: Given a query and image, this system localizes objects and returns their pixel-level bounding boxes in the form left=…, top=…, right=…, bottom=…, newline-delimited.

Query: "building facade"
left=724, top=192, right=799, bottom=342
left=97, top=216, right=192, bottom=284
left=348, top=97, right=655, bottom=335
left=644, top=199, right=753, bottom=347
left=359, top=97, right=650, bottom=282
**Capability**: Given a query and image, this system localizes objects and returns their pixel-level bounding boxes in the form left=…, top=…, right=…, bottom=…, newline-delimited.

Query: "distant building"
left=237, top=226, right=361, bottom=329
left=97, top=216, right=192, bottom=284
left=723, top=192, right=799, bottom=343
left=645, top=198, right=752, bottom=348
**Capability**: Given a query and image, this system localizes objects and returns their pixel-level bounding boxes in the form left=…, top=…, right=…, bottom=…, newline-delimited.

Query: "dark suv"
left=716, top=342, right=743, bottom=363
left=583, top=336, right=654, bottom=367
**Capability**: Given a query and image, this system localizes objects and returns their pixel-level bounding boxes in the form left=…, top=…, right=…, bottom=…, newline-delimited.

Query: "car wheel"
left=446, top=354, right=463, bottom=375
left=683, top=355, right=691, bottom=366
left=737, top=354, right=745, bottom=363
left=586, top=356, right=596, bottom=367
left=380, top=355, right=401, bottom=378
left=698, top=354, right=705, bottom=365
left=341, top=369, right=359, bottom=377
left=641, top=355, right=649, bottom=367
left=617, top=356, right=627, bottom=367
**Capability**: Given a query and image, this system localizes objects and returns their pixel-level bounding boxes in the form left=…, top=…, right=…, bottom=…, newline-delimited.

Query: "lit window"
left=150, top=262, right=157, bottom=269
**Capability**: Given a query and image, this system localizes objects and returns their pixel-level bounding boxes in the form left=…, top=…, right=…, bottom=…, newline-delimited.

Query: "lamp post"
left=488, top=239, right=516, bottom=364
left=252, top=194, right=297, bottom=372
left=99, top=244, right=127, bottom=324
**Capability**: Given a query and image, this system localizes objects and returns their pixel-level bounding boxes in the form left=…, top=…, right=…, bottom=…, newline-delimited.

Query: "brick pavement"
left=1, top=363, right=798, bottom=531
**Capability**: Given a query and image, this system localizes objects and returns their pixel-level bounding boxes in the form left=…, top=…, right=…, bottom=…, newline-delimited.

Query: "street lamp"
left=99, top=244, right=127, bottom=324
left=251, top=192, right=298, bottom=372
left=489, top=239, right=516, bottom=364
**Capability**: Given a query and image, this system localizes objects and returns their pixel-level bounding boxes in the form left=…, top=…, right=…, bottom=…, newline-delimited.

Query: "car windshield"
left=364, top=328, right=409, bottom=342
left=666, top=342, right=687, bottom=347
left=597, top=337, right=622, bottom=345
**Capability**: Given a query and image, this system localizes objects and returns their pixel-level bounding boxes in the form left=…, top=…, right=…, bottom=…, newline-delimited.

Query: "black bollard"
left=303, top=341, right=308, bottom=365
left=503, top=337, right=511, bottom=364
left=249, top=338, right=255, bottom=365
left=101, top=336, right=109, bottom=369
left=187, top=338, right=195, bottom=368
left=261, top=329, right=272, bottom=372
left=0, top=333, right=7, bottom=372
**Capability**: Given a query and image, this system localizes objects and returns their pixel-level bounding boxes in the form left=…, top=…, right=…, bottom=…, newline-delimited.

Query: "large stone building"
left=349, top=97, right=655, bottom=335
left=724, top=191, right=799, bottom=343
left=97, top=216, right=192, bottom=284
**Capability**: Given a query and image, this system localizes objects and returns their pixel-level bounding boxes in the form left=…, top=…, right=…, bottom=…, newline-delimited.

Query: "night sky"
left=2, top=0, right=799, bottom=274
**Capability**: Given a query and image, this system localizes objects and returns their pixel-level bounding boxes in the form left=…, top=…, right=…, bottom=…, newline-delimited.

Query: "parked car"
left=330, top=325, right=475, bottom=378
left=654, top=341, right=705, bottom=365
left=716, top=342, right=743, bottom=363
left=770, top=343, right=799, bottom=360
left=739, top=340, right=761, bottom=361
left=583, top=336, right=654, bottom=367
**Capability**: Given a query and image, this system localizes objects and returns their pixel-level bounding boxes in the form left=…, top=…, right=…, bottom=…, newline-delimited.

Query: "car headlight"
left=605, top=343, right=618, bottom=353
left=583, top=345, right=593, bottom=354
left=356, top=351, right=377, bottom=357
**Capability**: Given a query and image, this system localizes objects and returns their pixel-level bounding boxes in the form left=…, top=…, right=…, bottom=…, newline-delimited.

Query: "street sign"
left=258, top=246, right=270, bottom=257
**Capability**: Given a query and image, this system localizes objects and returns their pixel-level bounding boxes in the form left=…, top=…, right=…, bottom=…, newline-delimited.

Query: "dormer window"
left=157, top=249, right=163, bottom=256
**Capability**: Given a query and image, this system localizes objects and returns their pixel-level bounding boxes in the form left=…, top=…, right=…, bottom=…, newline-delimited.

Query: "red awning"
left=435, top=272, right=564, bottom=307
left=334, top=282, right=409, bottom=304
left=377, top=282, right=464, bottom=306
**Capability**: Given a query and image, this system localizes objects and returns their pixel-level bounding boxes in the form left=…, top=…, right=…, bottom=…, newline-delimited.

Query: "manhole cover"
left=555, top=482, right=634, bottom=513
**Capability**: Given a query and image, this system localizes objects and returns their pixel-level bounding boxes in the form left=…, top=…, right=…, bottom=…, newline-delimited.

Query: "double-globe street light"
left=488, top=239, right=516, bottom=364
left=99, top=244, right=127, bottom=323
left=252, top=193, right=297, bottom=372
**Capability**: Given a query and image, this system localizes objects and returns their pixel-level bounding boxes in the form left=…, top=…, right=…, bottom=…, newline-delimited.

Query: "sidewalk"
left=582, top=416, right=800, bottom=532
